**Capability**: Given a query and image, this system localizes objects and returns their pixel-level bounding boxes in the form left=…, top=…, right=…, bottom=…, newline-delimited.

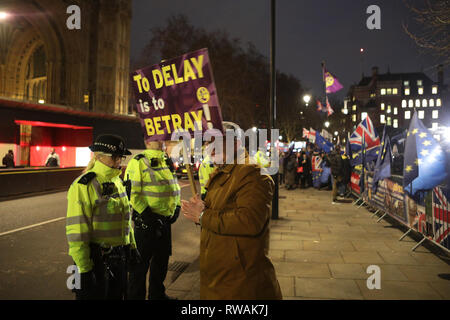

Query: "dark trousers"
left=74, top=245, right=128, bottom=300
left=128, top=224, right=171, bottom=300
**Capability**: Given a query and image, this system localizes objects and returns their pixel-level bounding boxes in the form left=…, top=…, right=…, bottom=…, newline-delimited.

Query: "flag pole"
left=321, top=61, right=328, bottom=111
left=270, top=0, right=279, bottom=220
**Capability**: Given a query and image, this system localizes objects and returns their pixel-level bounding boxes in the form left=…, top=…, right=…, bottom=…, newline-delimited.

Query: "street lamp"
left=303, top=94, right=311, bottom=106
left=0, top=12, right=9, bottom=20
left=324, top=121, right=330, bottom=128
left=334, top=131, right=338, bottom=136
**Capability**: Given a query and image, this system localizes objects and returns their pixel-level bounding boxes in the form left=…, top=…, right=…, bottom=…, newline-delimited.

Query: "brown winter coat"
left=200, top=163, right=282, bottom=300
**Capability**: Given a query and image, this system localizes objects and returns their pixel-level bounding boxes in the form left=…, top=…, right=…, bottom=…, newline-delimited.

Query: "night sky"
left=130, top=0, right=447, bottom=101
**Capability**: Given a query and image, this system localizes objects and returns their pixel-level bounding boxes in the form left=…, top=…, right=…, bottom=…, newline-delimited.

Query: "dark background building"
left=344, top=65, right=447, bottom=136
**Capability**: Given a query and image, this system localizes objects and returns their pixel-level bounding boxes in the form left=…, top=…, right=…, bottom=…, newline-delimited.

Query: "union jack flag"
left=349, top=115, right=380, bottom=152
left=325, top=97, right=334, bottom=116
left=412, top=210, right=427, bottom=234
left=316, top=100, right=323, bottom=112
left=432, top=186, right=450, bottom=249
left=303, top=128, right=316, bottom=142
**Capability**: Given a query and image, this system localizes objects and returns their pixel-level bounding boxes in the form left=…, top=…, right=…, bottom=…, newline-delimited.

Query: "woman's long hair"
left=83, top=152, right=103, bottom=173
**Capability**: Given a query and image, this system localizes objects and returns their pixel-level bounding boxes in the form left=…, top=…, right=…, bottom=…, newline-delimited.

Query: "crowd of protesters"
left=279, top=142, right=352, bottom=203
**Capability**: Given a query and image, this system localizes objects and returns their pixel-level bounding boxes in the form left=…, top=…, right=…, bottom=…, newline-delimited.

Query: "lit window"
left=436, top=99, right=441, bottom=107
left=352, top=114, right=356, bottom=122
left=432, top=86, right=438, bottom=94
left=381, top=88, right=386, bottom=95
left=404, top=80, right=409, bottom=86
left=380, top=114, right=385, bottom=124
left=361, top=112, right=368, bottom=120
left=422, top=99, right=427, bottom=107
left=381, top=103, right=385, bottom=111
left=370, top=93, right=376, bottom=98
left=393, top=119, right=398, bottom=128
left=387, top=88, right=392, bottom=95
left=405, top=111, right=411, bottom=119
left=387, top=117, right=391, bottom=126
left=432, top=123, right=438, bottom=130
left=405, top=88, right=410, bottom=95
left=429, top=99, right=435, bottom=107
left=432, top=110, right=438, bottom=119
left=415, top=99, right=420, bottom=107
left=418, top=87, right=424, bottom=95
left=402, top=100, right=407, bottom=108
left=393, top=88, right=398, bottom=95
left=417, top=80, right=423, bottom=86
left=394, top=107, right=398, bottom=115
left=418, top=110, right=424, bottom=119
left=387, top=105, right=391, bottom=114
left=352, top=104, right=357, bottom=111
left=409, top=99, right=414, bottom=108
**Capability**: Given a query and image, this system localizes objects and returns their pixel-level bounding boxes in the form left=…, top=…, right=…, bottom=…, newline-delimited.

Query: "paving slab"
left=350, top=240, right=394, bottom=252
left=277, top=276, right=295, bottom=297
left=303, top=240, right=355, bottom=252
left=340, top=251, right=385, bottom=264
left=329, top=264, right=367, bottom=280
left=285, top=250, right=344, bottom=264
left=281, top=231, right=321, bottom=241
left=397, top=265, right=450, bottom=283
left=355, top=280, right=443, bottom=300
left=295, top=278, right=364, bottom=300
left=270, top=240, right=302, bottom=250
left=273, top=262, right=331, bottom=278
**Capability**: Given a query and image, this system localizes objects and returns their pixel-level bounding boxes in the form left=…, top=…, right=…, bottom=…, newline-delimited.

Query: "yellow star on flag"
left=412, top=129, right=418, bottom=135
left=405, top=165, right=413, bottom=172
left=422, top=140, right=431, bottom=146
left=420, top=149, right=429, bottom=156
left=415, top=158, right=422, bottom=165
left=419, top=132, right=427, bottom=138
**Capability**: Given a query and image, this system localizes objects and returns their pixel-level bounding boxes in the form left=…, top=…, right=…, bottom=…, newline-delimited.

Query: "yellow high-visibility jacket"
left=254, top=150, right=270, bottom=168
left=199, top=155, right=216, bottom=196
left=125, top=149, right=181, bottom=217
left=66, top=160, right=136, bottom=273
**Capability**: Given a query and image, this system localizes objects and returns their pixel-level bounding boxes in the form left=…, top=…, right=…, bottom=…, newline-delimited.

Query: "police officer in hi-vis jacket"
left=125, top=140, right=181, bottom=300
left=66, top=134, right=138, bottom=300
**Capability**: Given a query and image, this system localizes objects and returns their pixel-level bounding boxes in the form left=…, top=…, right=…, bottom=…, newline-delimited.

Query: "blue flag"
left=372, top=131, right=392, bottom=193
left=403, top=111, right=448, bottom=196
left=316, top=132, right=334, bottom=153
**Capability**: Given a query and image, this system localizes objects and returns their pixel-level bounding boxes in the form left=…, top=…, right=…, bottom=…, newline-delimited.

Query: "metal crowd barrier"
left=349, top=169, right=449, bottom=253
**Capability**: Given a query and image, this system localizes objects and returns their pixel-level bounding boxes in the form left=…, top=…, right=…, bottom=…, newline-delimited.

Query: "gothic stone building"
left=0, top=0, right=131, bottom=114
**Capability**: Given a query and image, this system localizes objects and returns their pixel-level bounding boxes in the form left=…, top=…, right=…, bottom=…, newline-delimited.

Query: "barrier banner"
left=432, top=186, right=450, bottom=250
left=353, top=170, right=449, bottom=251
left=350, top=171, right=360, bottom=194
left=131, top=48, right=223, bottom=142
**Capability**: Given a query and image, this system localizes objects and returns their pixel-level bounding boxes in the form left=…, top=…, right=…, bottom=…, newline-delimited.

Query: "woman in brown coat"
left=182, top=137, right=282, bottom=300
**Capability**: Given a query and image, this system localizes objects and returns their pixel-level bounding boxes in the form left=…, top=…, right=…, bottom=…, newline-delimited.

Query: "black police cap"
left=89, top=134, right=131, bottom=156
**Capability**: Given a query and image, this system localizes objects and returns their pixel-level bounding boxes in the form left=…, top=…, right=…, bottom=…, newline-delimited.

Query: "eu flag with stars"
left=316, top=132, right=334, bottom=153
left=372, top=132, right=392, bottom=193
left=403, top=111, right=448, bottom=196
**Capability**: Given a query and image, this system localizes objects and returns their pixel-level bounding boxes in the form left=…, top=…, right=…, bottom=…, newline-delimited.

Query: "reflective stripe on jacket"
left=66, top=160, right=136, bottom=273
left=199, top=155, right=216, bottom=195
left=125, top=149, right=181, bottom=217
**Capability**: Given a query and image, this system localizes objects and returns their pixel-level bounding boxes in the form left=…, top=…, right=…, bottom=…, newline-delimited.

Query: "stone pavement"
left=166, top=186, right=450, bottom=300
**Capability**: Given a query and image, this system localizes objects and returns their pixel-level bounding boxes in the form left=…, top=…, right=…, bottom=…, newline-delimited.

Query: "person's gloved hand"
left=168, top=206, right=181, bottom=224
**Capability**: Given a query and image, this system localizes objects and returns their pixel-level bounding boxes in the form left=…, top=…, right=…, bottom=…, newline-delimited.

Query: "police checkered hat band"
left=89, top=134, right=131, bottom=155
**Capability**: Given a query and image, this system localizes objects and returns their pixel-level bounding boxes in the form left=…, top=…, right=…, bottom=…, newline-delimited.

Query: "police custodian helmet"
left=89, top=134, right=132, bottom=156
